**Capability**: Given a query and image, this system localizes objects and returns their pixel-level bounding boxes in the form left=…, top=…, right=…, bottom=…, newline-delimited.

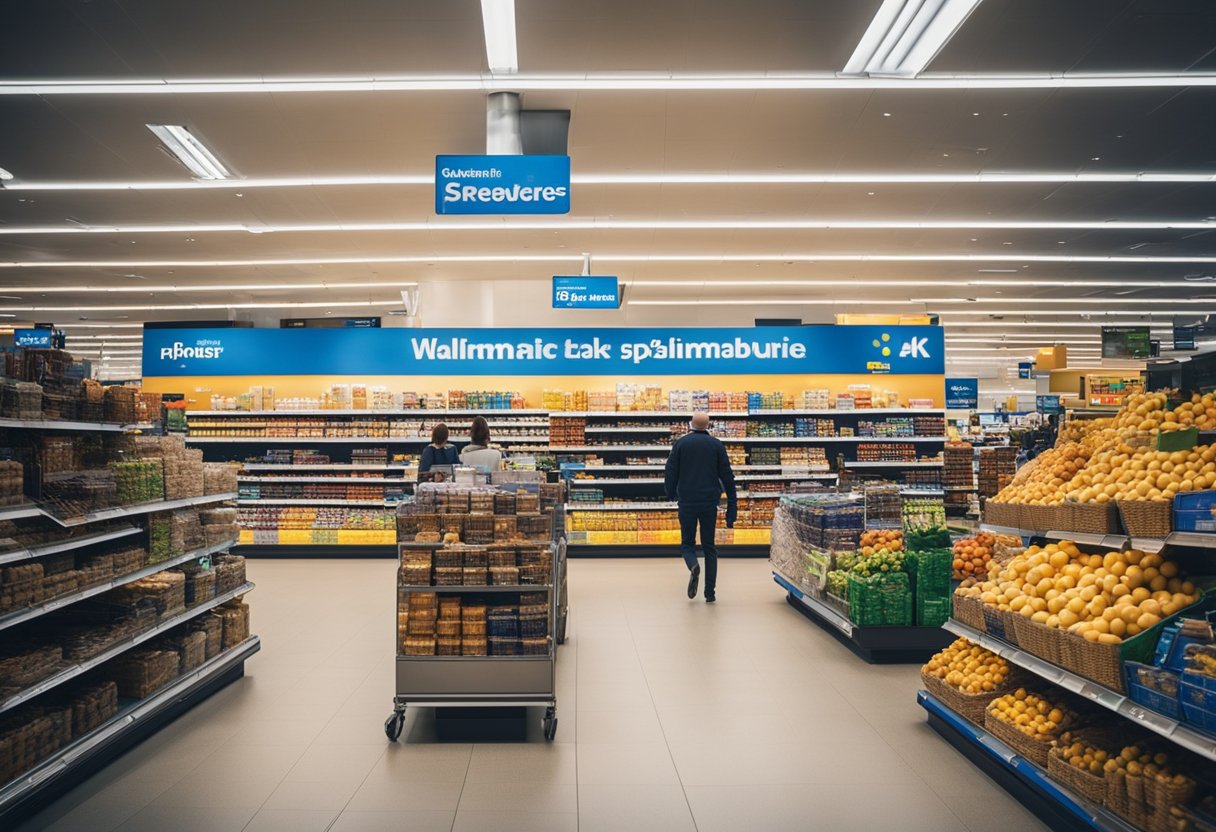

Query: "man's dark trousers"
left=679, top=505, right=718, bottom=596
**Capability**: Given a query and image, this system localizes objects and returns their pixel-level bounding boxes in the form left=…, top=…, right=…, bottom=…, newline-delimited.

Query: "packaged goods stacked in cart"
left=863, top=483, right=902, bottom=528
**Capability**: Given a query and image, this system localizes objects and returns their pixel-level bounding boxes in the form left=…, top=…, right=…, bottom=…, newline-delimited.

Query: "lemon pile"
left=1064, top=444, right=1216, bottom=504
left=988, top=688, right=1074, bottom=739
left=1114, top=391, right=1216, bottom=433
left=956, top=541, right=1198, bottom=644
left=923, top=637, right=1009, bottom=694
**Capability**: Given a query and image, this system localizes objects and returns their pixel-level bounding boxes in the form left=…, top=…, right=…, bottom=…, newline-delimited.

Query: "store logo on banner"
left=945, top=378, right=979, bottom=409
left=435, top=155, right=570, bottom=215
left=141, top=325, right=944, bottom=377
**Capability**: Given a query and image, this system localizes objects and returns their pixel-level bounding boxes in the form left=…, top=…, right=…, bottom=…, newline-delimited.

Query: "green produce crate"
left=917, top=597, right=952, bottom=628
left=847, top=572, right=912, bottom=628
left=905, top=526, right=951, bottom=550
left=1157, top=426, right=1199, bottom=452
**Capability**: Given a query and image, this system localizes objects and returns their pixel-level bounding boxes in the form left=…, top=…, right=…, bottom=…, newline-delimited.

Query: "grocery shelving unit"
left=919, top=691, right=1141, bottom=832
left=187, top=409, right=551, bottom=557
left=187, top=407, right=946, bottom=558
left=0, top=416, right=257, bottom=824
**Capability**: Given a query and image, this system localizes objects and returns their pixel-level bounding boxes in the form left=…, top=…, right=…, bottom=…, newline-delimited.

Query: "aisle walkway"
left=19, top=558, right=1048, bottom=832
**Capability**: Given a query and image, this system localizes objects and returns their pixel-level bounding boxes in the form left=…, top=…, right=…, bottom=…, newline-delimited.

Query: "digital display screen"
left=1101, top=326, right=1151, bottom=359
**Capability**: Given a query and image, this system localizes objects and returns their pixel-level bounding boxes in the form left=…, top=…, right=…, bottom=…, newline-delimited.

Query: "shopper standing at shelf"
left=665, top=410, right=737, bottom=603
left=460, top=415, right=504, bottom=472
left=418, top=423, right=459, bottom=478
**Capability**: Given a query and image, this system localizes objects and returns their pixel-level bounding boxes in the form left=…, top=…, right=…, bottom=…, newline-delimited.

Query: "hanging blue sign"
left=552, top=276, right=620, bottom=309
left=945, top=378, right=978, bottom=409
left=14, top=329, right=52, bottom=348
left=1036, top=395, right=1062, bottom=415
left=1018, top=361, right=1034, bottom=379
left=435, top=155, right=570, bottom=215
left=142, top=325, right=944, bottom=378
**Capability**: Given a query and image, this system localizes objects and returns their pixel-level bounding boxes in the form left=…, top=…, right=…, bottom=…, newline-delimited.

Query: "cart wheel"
left=543, top=708, right=558, bottom=742
left=385, top=710, right=405, bottom=742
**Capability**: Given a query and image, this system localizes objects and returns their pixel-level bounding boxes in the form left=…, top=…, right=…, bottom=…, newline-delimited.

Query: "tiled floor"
left=17, top=557, right=1049, bottom=832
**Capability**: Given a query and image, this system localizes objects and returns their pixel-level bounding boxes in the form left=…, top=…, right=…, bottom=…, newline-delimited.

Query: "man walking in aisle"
left=664, top=411, right=737, bottom=603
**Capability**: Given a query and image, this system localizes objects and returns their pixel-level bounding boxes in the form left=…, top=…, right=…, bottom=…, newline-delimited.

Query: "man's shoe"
left=705, top=593, right=716, bottom=603
left=687, top=564, right=700, bottom=599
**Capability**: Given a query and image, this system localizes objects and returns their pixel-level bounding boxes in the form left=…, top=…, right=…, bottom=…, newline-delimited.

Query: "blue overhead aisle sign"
left=435, top=155, right=570, bottom=215
left=552, top=276, right=621, bottom=309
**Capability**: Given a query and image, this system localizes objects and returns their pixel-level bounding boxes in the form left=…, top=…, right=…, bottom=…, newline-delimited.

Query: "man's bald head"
left=690, top=411, right=710, bottom=431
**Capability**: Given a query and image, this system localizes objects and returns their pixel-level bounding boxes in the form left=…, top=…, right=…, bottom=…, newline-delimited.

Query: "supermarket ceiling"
left=0, top=0, right=1214, bottom=380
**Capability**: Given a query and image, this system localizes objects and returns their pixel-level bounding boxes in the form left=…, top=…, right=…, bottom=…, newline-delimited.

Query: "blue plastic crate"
left=1180, top=671, right=1216, bottom=735
left=1124, top=662, right=1182, bottom=718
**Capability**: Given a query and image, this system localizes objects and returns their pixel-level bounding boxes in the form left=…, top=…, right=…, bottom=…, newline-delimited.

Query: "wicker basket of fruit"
left=1116, top=500, right=1172, bottom=539
left=984, top=689, right=1076, bottom=767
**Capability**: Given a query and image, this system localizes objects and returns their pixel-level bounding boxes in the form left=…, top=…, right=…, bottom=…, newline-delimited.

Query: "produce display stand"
left=386, top=482, right=567, bottom=743
left=0, top=416, right=257, bottom=825
left=774, top=571, right=952, bottom=663
left=919, top=691, right=1141, bottom=832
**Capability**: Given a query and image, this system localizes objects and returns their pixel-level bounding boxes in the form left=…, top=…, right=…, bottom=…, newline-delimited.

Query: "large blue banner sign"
left=435, top=155, right=570, bottom=215
left=552, top=276, right=620, bottom=309
left=945, top=378, right=979, bottom=409
left=142, top=326, right=944, bottom=377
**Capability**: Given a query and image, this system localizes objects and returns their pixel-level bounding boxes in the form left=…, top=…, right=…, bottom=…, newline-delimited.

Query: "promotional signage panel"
left=552, top=276, right=620, bottom=309
left=143, top=325, right=944, bottom=378
left=435, top=155, right=570, bottom=215
left=14, top=329, right=52, bottom=348
left=945, top=378, right=978, bottom=409
left=1018, top=362, right=1034, bottom=379
left=1174, top=324, right=1199, bottom=351
left=1037, top=394, right=1062, bottom=415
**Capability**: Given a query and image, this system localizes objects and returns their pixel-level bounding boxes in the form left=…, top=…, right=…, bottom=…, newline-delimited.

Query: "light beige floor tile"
left=464, top=743, right=577, bottom=784
left=576, top=742, right=680, bottom=785
left=576, top=708, right=667, bottom=744
left=281, top=742, right=386, bottom=785
left=260, top=777, right=364, bottom=812
left=114, top=804, right=259, bottom=832
left=451, top=810, right=578, bottom=832
left=149, top=774, right=287, bottom=809
left=578, top=783, right=696, bottom=832
left=327, top=809, right=455, bottom=832
left=241, top=809, right=339, bottom=832
left=374, top=742, right=472, bottom=782
left=345, top=777, right=464, bottom=812
left=456, top=781, right=579, bottom=813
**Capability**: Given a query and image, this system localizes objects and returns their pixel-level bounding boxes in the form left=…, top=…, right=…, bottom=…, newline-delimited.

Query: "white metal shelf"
left=237, top=476, right=409, bottom=485
left=559, top=408, right=944, bottom=417
left=533, top=445, right=673, bottom=453
left=977, top=524, right=1216, bottom=553
left=0, top=418, right=153, bottom=433
left=720, top=435, right=947, bottom=444
left=0, top=526, right=143, bottom=567
left=584, top=426, right=674, bottom=433
left=945, top=619, right=1216, bottom=762
left=901, top=489, right=945, bottom=497
left=737, top=473, right=839, bottom=481
left=0, top=636, right=260, bottom=811
left=568, top=478, right=664, bottom=485
left=0, top=581, right=255, bottom=716
left=565, top=502, right=678, bottom=511
left=235, top=498, right=398, bottom=507
left=188, top=435, right=545, bottom=443
left=0, top=538, right=236, bottom=632
left=0, top=493, right=236, bottom=529
left=186, top=409, right=547, bottom=416
left=241, top=463, right=413, bottom=471
left=844, top=460, right=944, bottom=468
left=563, top=464, right=830, bottom=473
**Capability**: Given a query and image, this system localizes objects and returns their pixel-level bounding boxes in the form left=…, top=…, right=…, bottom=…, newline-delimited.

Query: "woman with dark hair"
left=418, top=423, right=459, bottom=476
left=459, top=415, right=503, bottom=472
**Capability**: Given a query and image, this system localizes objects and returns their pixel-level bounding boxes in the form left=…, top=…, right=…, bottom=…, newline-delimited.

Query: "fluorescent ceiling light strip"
left=3, top=219, right=1213, bottom=235
left=844, top=0, right=984, bottom=77
left=2, top=281, right=419, bottom=294
left=0, top=301, right=402, bottom=312
left=146, top=125, right=230, bottom=180
left=4, top=253, right=1214, bottom=269
left=629, top=299, right=1216, bottom=313
left=2, top=72, right=1214, bottom=95
left=9, top=171, right=1215, bottom=190
left=480, top=0, right=518, bottom=75
left=634, top=279, right=1207, bottom=289
left=923, top=296, right=1216, bottom=305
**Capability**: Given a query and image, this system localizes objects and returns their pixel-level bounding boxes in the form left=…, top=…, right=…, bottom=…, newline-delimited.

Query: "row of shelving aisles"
left=914, top=391, right=1216, bottom=830
left=545, top=407, right=947, bottom=553
left=0, top=386, right=255, bottom=822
